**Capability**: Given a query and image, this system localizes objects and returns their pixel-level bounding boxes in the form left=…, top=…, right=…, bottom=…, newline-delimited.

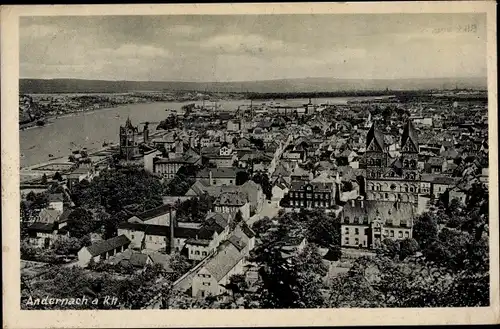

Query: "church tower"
left=365, top=123, right=388, bottom=180
left=400, top=120, right=419, bottom=181
left=119, top=117, right=140, bottom=160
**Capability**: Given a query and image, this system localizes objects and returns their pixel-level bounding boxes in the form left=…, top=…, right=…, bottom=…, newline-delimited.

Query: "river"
left=20, top=96, right=389, bottom=168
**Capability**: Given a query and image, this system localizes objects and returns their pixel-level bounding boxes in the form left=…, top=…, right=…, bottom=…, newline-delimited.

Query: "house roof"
left=58, top=209, right=72, bottom=223
left=432, top=176, right=458, bottom=186
left=129, top=253, right=150, bottom=267
left=38, top=208, right=63, bottom=224
left=86, top=234, right=131, bottom=257
left=339, top=149, right=356, bottom=158
left=341, top=200, right=414, bottom=228
left=196, top=168, right=238, bottom=179
left=117, top=222, right=200, bottom=239
left=427, top=157, right=446, bottom=166
left=203, top=241, right=245, bottom=282
left=146, top=251, right=174, bottom=272
left=28, top=222, right=55, bottom=233
left=48, top=193, right=64, bottom=202
left=215, top=191, right=248, bottom=206
left=290, top=180, right=334, bottom=192
left=272, top=163, right=291, bottom=177
left=228, top=235, right=247, bottom=251
left=185, top=238, right=212, bottom=246
left=135, top=204, right=173, bottom=221
left=291, top=166, right=310, bottom=177
left=205, top=212, right=230, bottom=231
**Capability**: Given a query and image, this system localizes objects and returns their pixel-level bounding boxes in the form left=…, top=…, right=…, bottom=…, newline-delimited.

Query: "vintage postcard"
left=1, top=1, right=498, bottom=328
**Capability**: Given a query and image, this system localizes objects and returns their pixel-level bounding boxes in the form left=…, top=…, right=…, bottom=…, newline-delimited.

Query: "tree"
left=252, top=216, right=274, bottom=237
left=71, top=168, right=165, bottom=214
left=169, top=253, right=192, bottom=281
left=236, top=170, right=250, bottom=185
left=230, top=210, right=244, bottom=231
left=175, top=194, right=215, bottom=223
left=341, top=181, right=354, bottom=192
left=398, top=238, right=419, bottom=261
left=41, top=174, right=48, bottom=184
left=378, top=239, right=400, bottom=260
left=52, top=236, right=83, bottom=255
left=53, top=171, right=63, bottom=181
left=249, top=137, right=264, bottom=150
left=67, top=208, right=97, bottom=239
left=252, top=173, right=272, bottom=199
left=226, top=273, right=249, bottom=302
left=412, top=213, right=438, bottom=249
left=305, top=210, right=341, bottom=248
left=247, top=218, right=326, bottom=309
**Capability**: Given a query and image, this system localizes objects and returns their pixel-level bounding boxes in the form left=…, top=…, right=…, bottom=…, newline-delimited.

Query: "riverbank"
left=19, top=99, right=159, bottom=131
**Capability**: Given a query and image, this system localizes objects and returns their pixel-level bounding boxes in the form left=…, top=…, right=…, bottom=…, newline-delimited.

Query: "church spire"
left=366, top=123, right=385, bottom=152
left=401, top=120, right=419, bottom=152
left=125, top=116, right=134, bottom=129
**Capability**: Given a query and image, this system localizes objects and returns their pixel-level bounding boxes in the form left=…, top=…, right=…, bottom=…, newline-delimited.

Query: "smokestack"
left=169, top=207, right=175, bottom=254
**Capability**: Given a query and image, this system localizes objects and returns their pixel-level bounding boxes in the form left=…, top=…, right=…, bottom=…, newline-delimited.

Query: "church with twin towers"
left=362, top=120, right=421, bottom=205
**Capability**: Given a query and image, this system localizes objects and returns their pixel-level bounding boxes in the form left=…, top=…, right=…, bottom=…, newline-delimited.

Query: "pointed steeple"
left=125, top=116, right=134, bottom=129
left=401, top=120, right=419, bottom=152
left=366, top=123, right=385, bottom=151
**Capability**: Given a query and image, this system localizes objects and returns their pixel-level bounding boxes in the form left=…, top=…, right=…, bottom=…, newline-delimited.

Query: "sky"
left=20, top=14, right=487, bottom=82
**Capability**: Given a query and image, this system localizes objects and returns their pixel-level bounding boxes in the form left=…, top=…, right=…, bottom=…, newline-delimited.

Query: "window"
left=355, top=228, right=359, bottom=235
left=344, top=237, right=349, bottom=245
left=410, top=187, right=414, bottom=192
left=203, top=282, right=211, bottom=286
left=390, top=230, right=395, bottom=237
left=363, top=240, right=367, bottom=246
left=355, top=238, right=359, bottom=245
left=404, top=231, right=410, bottom=238
left=398, top=231, right=403, bottom=238
left=202, top=251, right=207, bottom=256
left=131, top=234, right=135, bottom=239
left=149, top=236, right=152, bottom=241
left=344, top=227, right=349, bottom=233
left=229, top=180, right=233, bottom=184
left=195, top=250, right=200, bottom=255
left=384, top=229, right=388, bottom=236
left=385, top=193, right=389, bottom=199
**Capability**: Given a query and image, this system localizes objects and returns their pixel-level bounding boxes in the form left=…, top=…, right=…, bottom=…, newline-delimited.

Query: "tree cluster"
left=174, top=193, right=215, bottom=223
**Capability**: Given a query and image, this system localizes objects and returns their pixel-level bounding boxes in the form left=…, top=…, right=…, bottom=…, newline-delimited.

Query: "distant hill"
left=19, top=77, right=487, bottom=94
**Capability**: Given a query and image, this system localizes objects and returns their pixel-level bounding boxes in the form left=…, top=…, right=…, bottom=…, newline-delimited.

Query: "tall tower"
left=365, top=123, right=388, bottom=180
left=400, top=120, right=419, bottom=181
left=143, top=122, right=150, bottom=144
left=119, top=117, right=139, bottom=160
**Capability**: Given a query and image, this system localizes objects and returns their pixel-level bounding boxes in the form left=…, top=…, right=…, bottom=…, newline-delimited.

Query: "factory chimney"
left=169, top=206, right=176, bottom=254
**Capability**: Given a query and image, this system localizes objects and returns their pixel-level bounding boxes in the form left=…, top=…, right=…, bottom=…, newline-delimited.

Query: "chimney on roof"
left=351, top=199, right=355, bottom=207
left=209, top=170, right=213, bottom=185
left=169, top=206, right=176, bottom=254
left=360, top=199, right=364, bottom=208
